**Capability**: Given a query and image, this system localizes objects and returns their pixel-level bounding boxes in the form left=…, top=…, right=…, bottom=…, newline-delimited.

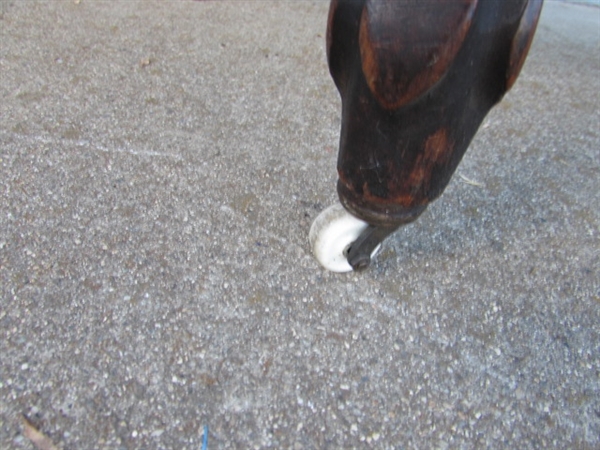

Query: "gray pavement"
left=1, top=1, right=599, bottom=449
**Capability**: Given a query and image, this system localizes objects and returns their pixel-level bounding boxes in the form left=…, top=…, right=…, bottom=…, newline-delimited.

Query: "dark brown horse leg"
left=325, top=0, right=543, bottom=269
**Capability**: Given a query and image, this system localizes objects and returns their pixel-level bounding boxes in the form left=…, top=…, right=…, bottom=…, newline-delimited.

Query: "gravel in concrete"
left=1, top=1, right=599, bottom=449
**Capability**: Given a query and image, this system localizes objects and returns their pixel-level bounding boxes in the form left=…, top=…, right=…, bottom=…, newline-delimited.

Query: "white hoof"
left=309, top=203, right=380, bottom=272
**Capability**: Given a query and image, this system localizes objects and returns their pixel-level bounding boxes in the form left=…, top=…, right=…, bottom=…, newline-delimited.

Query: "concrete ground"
left=1, top=1, right=598, bottom=449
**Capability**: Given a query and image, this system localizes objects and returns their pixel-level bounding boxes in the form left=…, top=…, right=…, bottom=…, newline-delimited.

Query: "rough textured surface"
left=0, top=1, right=598, bottom=449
